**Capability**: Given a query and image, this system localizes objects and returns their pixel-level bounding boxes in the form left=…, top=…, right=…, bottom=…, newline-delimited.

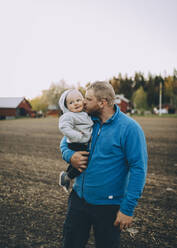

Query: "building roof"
left=48, top=104, right=58, bottom=110
left=0, top=97, right=25, bottom=108
left=115, top=94, right=129, bottom=103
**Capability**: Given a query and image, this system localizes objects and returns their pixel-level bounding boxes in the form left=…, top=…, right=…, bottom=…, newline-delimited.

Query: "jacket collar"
left=92, top=104, right=120, bottom=124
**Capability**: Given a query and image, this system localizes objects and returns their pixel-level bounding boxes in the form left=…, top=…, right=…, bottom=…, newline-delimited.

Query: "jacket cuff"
left=120, top=201, right=135, bottom=216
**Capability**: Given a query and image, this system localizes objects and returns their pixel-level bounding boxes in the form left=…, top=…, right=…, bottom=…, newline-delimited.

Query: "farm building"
left=115, top=94, right=130, bottom=113
left=0, top=97, right=32, bottom=120
left=46, top=104, right=60, bottom=117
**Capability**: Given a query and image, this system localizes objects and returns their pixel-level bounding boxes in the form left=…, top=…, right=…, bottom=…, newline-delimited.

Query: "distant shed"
left=115, top=94, right=130, bottom=113
left=46, top=104, right=60, bottom=117
left=0, top=97, right=32, bottom=119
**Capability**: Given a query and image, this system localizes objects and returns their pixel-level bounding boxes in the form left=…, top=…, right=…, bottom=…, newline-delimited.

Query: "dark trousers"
left=67, top=143, right=88, bottom=179
left=62, top=190, right=121, bottom=248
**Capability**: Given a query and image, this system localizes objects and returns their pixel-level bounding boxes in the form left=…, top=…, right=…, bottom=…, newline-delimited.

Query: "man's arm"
left=60, top=136, right=75, bottom=163
left=120, top=122, right=148, bottom=216
left=60, top=136, right=89, bottom=172
left=114, top=122, right=148, bottom=229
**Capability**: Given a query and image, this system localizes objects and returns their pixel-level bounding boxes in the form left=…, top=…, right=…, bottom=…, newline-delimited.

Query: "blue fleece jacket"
left=60, top=105, right=148, bottom=216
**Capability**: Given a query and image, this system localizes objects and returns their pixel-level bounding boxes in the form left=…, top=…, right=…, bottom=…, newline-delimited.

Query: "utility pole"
left=159, top=81, right=162, bottom=116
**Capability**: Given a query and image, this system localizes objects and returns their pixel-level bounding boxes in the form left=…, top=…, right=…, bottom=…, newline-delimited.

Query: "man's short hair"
left=87, top=81, right=115, bottom=106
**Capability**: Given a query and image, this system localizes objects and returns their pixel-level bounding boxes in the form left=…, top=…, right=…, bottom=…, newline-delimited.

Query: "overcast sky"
left=0, top=0, right=177, bottom=99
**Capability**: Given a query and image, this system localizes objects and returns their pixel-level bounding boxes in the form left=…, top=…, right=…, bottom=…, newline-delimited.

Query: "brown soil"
left=0, top=116, right=177, bottom=248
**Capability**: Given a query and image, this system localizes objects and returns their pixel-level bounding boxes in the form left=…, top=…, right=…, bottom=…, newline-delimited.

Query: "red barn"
left=46, top=105, right=60, bottom=117
left=115, top=94, right=130, bottom=113
left=0, top=97, right=32, bottom=119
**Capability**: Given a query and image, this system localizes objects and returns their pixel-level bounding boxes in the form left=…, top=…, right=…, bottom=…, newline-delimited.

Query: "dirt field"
left=0, top=116, right=177, bottom=248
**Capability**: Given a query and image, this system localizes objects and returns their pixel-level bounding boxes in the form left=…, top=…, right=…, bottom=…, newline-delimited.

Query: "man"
left=60, top=81, right=148, bottom=248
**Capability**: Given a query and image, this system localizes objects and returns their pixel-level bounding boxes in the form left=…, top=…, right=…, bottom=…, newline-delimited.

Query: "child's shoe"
left=59, top=171, right=70, bottom=193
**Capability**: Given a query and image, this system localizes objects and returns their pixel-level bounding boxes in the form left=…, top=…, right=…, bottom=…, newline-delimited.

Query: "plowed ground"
left=0, top=116, right=177, bottom=248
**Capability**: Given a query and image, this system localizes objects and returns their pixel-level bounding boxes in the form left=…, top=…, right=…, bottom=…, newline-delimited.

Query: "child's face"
left=66, top=90, right=84, bottom=113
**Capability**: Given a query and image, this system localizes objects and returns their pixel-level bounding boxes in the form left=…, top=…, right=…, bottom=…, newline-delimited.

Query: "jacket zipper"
left=81, top=124, right=102, bottom=197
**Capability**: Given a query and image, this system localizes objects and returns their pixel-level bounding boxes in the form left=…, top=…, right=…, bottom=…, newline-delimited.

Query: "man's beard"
left=85, top=106, right=102, bottom=117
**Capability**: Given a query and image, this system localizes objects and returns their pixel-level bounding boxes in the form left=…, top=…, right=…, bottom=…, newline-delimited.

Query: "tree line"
left=109, top=69, right=177, bottom=112
left=30, top=69, right=177, bottom=113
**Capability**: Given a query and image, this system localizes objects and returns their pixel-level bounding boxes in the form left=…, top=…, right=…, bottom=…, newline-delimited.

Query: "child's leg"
left=66, top=142, right=88, bottom=179
left=59, top=142, right=88, bottom=192
left=66, top=164, right=81, bottom=179
left=59, top=164, right=81, bottom=193
left=59, top=171, right=71, bottom=193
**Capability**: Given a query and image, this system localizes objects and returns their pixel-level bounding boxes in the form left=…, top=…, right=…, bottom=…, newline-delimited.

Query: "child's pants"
left=67, top=142, right=88, bottom=179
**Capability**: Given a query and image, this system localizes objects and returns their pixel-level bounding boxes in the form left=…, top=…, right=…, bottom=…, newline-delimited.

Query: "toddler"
left=58, top=89, right=93, bottom=192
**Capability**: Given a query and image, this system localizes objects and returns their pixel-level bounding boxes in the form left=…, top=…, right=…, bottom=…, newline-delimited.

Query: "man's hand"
left=114, top=211, right=133, bottom=230
left=70, top=151, right=89, bottom=172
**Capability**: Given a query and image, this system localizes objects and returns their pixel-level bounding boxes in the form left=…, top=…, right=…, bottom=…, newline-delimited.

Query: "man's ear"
left=98, top=99, right=107, bottom=108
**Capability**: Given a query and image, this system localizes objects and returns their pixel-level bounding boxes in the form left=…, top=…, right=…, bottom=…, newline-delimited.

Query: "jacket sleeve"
left=60, top=136, right=75, bottom=163
left=59, top=114, right=83, bottom=142
left=120, top=122, right=148, bottom=216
